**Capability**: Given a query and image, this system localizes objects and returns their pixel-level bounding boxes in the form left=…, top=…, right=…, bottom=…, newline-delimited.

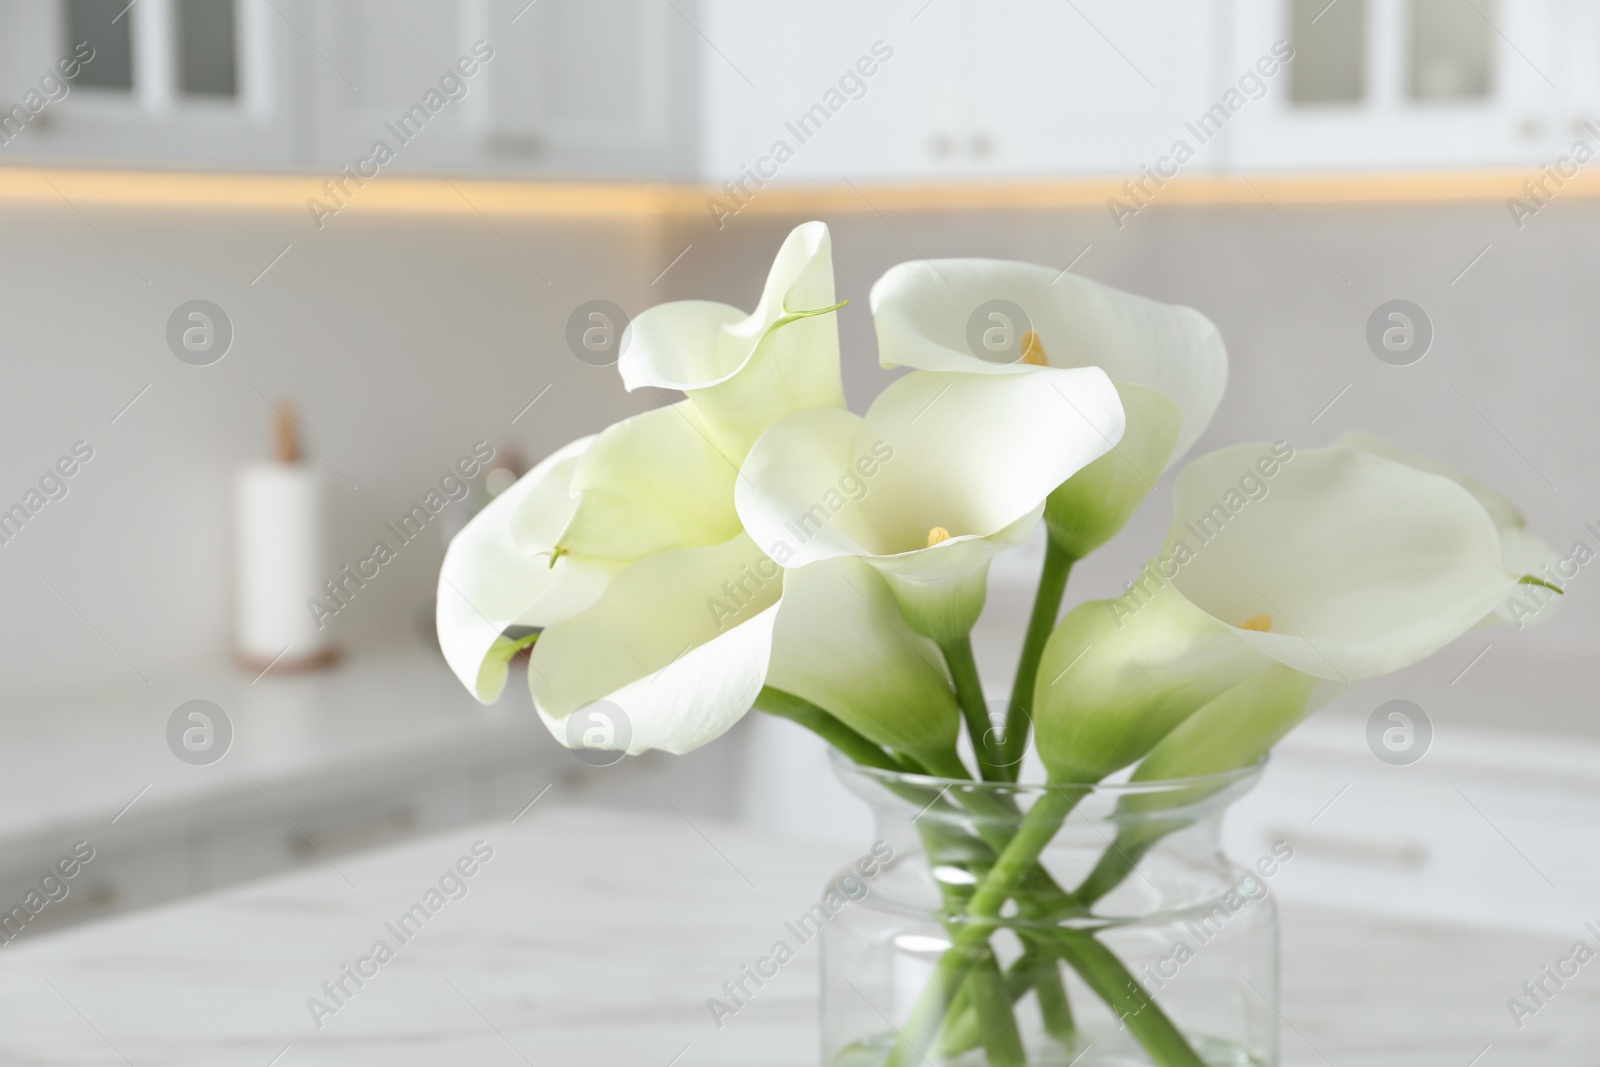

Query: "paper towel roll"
left=234, top=415, right=335, bottom=671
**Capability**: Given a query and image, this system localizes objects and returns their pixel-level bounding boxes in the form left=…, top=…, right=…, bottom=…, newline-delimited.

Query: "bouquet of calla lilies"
left=437, top=222, right=1558, bottom=1065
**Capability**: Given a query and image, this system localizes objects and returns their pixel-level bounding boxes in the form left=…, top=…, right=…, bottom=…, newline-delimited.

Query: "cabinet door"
left=0, top=0, right=292, bottom=166
left=1550, top=0, right=1600, bottom=154
left=983, top=0, right=1220, bottom=176
left=702, top=0, right=1218, bottom=181
left=699, top=0, right=934, bottom=182
left=304, top=0, right=698, bottom=177
left=1229, top=0, right=1564, bottom=171
left=486, top=0, right=700, bottom=177
left=298, top=0, right=489, bottom=172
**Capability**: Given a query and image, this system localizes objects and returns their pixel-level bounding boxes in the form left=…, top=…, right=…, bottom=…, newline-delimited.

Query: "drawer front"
left=1226, top=755, right=1592, bottom=935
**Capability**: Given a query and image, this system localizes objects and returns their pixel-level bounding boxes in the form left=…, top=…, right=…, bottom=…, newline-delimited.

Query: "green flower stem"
left=1048, top=931, right=1208, bottom=1067
left=755, top=688, right=1034, bottom=1065
left=997, top=820, right=1188, bottom=1001
left=1032, top=950, right=1077, bottom=1046
left=939, top=636, right=1005, bottom=782
left=752, top=687, right=907, bottom=773
left=755, top=686, right=1074, bottom=914
left=887, top=785, right=1082, bottom=1066
left=971, top=950, right=1027, bottom=1067
left=934, top=788, right=1083, bottom=1055
left=989, top=822, right=1223, bottom=1061
left=756, top=690, right=1193, bottom=1063
left=1072, top=826, right=1175, bottom=907
left=1000, top=541, right=1075, bottom=780
left=939, top=945, right=1077, bottom=1058
left=933, top=981, right=978, bottom=1059
left=905, top=790, right=1030, bottom=1067
left=891, top=784, right=1209, bottom=1067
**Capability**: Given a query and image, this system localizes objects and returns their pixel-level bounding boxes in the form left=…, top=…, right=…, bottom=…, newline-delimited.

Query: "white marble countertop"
left=0, top=644, right=550, bottom=853
left=0, top=804, right=1592, bottom=1066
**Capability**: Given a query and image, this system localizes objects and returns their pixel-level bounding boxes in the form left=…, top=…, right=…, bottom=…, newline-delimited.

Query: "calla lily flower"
left=554, top=400, right=742, bottom=562
left=531, top=532, right=784, bottom=755
left=620, top=221, right=846, bottom=460
left=871, top=259, right=1226, bottom=558
left=735, top=367, right=1125, bottom=644
left=1132, top=664, right=1336, bottom=786
left=1114, top=437, right=1561, bottom=792
left=528, top=545, right=965, bottom=761
left=1338, top=432, right=1562, bottom=628
left=435, top=437, right=621, bottom=703
left=766, top=556, right=962, bottom=771
left=447, top=224, right=857, bottom=756
left=1033, top=443, right=1524, bottom=782
left=1068, top=663, right=1338, bottom=907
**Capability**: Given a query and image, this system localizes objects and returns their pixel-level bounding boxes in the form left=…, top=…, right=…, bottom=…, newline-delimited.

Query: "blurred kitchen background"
left=0, top=0, right=1594, bottom=950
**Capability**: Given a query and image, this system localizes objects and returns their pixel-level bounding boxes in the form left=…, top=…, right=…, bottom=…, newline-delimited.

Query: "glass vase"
left=821, top=753, right=1280, bottom=1067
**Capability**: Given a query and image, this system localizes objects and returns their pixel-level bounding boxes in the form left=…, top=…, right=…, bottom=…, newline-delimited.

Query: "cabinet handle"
left=486, top=132, right=546, bottom=159
left=30, top=883, right=116, bottom=932
left=1270, top=827, right=1427, bottom=871
left=290, top=809, right=417, bottom=858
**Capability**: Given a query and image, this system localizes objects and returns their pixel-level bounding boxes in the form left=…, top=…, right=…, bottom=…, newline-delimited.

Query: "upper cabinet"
left=1229, top=0, right=1568, bottom=170
left=0, top=0, right=293, bottom=166
left=0, top=0, right=1586, bottom=178
left=700, top=0, right=1218, bottom=179
left=302, top=0, right=701, bottom=178
left=0, top=0, right=701, bottom=175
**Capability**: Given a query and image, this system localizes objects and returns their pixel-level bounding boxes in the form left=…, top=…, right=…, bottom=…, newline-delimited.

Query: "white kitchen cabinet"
left=981, top=1, right=1220, bottom=176
left=0, top=650, right=572, bottom=941
left=1225, top=713, right=1599, bottom=937
left=295, top=0, right=490, bottom=173
left=1228, top=0, right=1567, bottom=171
left=483, top=0, right=701, bottom=177
left=0, top=0, right=701, bottom=175
left=702, top=0, right=1218, bottom=181
left=0, top=0, right=294, bottom=166
left=301, top=0, right=702, bottom=178
left=2, top=0, right=1592, bottom=178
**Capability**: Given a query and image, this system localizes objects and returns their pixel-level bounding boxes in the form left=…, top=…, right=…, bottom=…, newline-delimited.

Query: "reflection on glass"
left=1409, top=0, right=1492, bottom=100
left=1290, top=0, right=1366, bottom=105
left=64, top=0, right=134, bottom=91
left=178, top=0, right=238, bottom=97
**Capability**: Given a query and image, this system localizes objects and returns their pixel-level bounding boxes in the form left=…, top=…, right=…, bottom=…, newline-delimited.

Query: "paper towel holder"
left=234, top=402, right=340, bottom=677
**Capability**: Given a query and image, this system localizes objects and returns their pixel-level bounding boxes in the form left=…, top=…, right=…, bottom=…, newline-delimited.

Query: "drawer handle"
left=290, top=809, right=416, bottom=858
left=1270, top=828, right=1427, bottom=871
left=31, top=883, right=116, bottom=931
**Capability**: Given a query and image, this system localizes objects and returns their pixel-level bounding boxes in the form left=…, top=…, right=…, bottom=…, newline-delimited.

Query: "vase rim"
left=827, top=748, right=1268, bottom=795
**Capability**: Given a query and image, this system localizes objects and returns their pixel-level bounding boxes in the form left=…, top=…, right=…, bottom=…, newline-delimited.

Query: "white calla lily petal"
left=1044, top=382, right=1182, bottom=559
left=1132, top=663, right=1325, bottom=785
left=739, top=368, right=1124, bottom=566
left=556, top=401, right=741, bottom=561
left=871, top=259, right=1226, bottom=460
left=620, top=222, right=845, bottom=459
left=1168, top=444, right=1519, bottom=680
left=1034, top=580, right=1271, bottom=783
left=870, top=507, right=1042, bottom=643
left=767, top=557, right=960, bottom=763
left=1034, top=442, right=1527, bottom=782
left=1108, top=665, right=1346, bottom=827
left=618, top=300, right=748, bottom=391
left=436, top=437, right=619, bottom=703
left=1337, top=431, right=1563, bottom=627
left=1336, top=432, right=1525, bottom=532
left=530, top=532, right=781, bottom=755
left=737, top=367, right=1122, bottom=641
